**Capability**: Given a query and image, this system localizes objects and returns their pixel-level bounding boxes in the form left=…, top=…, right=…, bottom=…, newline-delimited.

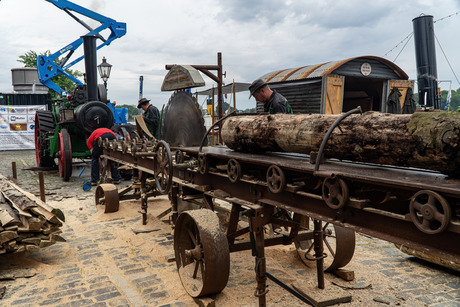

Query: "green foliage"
left=18, top=50, right=42, bottom=67
left=17, top=50, right=83, bottom=100
left=116, top=104, right=139, bottom=122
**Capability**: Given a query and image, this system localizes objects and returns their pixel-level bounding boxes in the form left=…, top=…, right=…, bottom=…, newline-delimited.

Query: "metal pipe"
left=82, top=35, right=99, bottom=101
left=264, top=272, right=314, bottom=306
left=413, top=15, right=440, bottom=108
left=313, top=219, right=325, bottom=289
left=217, top=52, right=223, bottom=144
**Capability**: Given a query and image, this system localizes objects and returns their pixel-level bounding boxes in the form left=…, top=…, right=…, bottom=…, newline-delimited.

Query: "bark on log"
left=221, top=111, right=460, bottom=176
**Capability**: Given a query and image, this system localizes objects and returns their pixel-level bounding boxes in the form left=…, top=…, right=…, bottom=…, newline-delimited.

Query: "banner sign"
left=0, top=105, right=47, bottom=150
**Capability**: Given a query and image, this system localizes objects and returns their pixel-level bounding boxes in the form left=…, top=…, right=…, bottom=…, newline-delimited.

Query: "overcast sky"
left=0, top=0, right=459, bottom=110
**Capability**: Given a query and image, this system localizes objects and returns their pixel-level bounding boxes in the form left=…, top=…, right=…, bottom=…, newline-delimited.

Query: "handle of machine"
left=313, top=106, right=362, bottom=174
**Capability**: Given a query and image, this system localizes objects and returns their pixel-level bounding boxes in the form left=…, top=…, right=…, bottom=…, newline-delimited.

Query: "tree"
left=17, top=50, right=83, bottom=99
left=115, top=104, right=138, bottom=122
left=244, top=107, right=257, bottom=113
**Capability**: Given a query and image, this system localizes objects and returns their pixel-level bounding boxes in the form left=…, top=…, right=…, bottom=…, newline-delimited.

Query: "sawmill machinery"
left=91, top=60, right=460, bottom=306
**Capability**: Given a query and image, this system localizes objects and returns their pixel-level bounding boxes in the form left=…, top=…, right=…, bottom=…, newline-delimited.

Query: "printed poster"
left=0, top=105, right=47, bottom=150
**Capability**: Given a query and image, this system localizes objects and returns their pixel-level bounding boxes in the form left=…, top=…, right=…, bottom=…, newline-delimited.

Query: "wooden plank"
left=0, top=175, right=65, bottom=222
left=324, top=75, right=344, bottom=114
left=0, top=201, right=21, bottom=227
left=0, top=231, right=18, bottom=245
left=2, top=192, right=33, bottom=218
left=29, top=207, right=61, bottom=226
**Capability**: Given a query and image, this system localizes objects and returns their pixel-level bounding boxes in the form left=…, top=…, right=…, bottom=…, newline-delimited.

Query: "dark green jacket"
left=143, top=104, right=159, bottom=138
left=264, top=90, right=293, bottom=114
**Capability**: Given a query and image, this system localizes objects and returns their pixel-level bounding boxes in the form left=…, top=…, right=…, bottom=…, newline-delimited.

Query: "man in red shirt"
left=87, top=128, right=122, bottom=186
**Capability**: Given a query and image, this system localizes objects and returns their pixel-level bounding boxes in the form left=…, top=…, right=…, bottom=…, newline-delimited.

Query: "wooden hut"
left=257, top=56, right=414, bottom=114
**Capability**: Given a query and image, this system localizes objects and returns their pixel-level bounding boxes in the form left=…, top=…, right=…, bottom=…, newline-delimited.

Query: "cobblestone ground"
left=0, top=150, right=459, bottom=307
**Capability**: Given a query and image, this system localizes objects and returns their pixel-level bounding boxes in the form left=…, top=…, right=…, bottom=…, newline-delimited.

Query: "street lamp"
left=97, top=56, right=112, bottom=92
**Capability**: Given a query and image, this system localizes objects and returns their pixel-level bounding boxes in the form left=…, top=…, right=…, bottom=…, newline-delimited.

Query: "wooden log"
left=29, top=207, right=62, bottom=226
left=6, top=194, right=36, bottom=211
left=19, top=216, right=42, bottom=232
left=1, top=192, right=32, bottom=218
left=21, top=238, right=41, bottom=246
left=0, top=201, right=21, bottom=227
left=0, top=175, right=65, bottom=223
left=0, top=231, right=18, bottom=244
left=221, top=111, right=460, bottom=176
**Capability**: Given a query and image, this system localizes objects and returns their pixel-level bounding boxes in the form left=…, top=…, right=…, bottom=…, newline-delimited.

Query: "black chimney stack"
left=412, top=15, right=440, bottom=108
left=82, top=35, right=98, bottom=102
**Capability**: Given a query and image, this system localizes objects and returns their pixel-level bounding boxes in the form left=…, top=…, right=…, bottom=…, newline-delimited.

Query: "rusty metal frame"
left=100, top=137, right=460, bottom=305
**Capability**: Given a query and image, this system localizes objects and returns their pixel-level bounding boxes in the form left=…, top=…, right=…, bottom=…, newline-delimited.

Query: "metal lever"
left=314, top=106, right=362, bottom=174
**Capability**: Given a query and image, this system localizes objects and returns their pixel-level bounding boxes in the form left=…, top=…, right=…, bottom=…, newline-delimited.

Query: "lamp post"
left=97, top=56, right=112, bottom=92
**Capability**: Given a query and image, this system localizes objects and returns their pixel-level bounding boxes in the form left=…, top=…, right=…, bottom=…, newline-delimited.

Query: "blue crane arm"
left=37, top=0, right=127, bottom=95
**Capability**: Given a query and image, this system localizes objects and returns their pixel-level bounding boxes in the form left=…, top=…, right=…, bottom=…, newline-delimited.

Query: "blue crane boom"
left=36, top=0, right=127, bottom=95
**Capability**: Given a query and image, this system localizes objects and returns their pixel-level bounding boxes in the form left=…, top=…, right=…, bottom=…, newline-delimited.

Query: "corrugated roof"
left=259, top=56, right=408, bottom=83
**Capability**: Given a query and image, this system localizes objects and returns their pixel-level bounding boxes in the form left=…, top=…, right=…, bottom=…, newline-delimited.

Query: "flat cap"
left=248, top=79, right=267, bottom=98
left=137, top=97, right=150, bottom=108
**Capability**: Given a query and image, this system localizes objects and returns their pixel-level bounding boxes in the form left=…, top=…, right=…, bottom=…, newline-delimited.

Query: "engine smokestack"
left=82, top=35, right=98, bottom=102
left=412, top=15, right=440, bottom=108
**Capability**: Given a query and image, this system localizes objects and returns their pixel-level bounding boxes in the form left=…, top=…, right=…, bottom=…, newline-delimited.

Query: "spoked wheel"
left=295, top=218, right=355, bottom=272
left=34, top=110, right=55, bottom=167
left=322, top=177, right=349, bottom=209
left=154, top=140, right=173, bottom=194
left=95, top=184, right=120, bottom=213
left=266, top=165, right=286, bottom=194
left=198, top=153, right=208, bottom=175
left=409, top=190, right=451, bottom=234
left=57, top=128, right=72, bottom=181
left=174, top=209, right=230, bottom=297
left=227, top=159, right=242, bottom=183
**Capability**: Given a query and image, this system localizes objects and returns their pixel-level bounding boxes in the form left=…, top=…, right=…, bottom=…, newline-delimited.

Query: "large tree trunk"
left=221, top=111, right=460, bottom=176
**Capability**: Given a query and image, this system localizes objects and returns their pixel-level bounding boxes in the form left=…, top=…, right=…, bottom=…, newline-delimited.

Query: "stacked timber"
left=221, top=111, right=460, bottom=177
left=0, top=176, right=65, bottom=254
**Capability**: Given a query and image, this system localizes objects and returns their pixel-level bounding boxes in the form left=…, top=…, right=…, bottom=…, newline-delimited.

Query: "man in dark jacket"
left=137, top=98, right=159, bottom=138
left=249, top=79, right=293, bottom=114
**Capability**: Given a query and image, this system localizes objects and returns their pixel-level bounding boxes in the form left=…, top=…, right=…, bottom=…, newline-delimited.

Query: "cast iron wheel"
left=34, top=110, right=55, bottom=167
left=174, top=209, right=230, bottom=297
left=95, top=184, right=120, bottom=213
left=295, top=218, right=355, bottom=271
left=266, top=165, right=286, bottom=194
left=409, top=190, right=451, bottom=234
left=227, top=159, right=242, bottom=183
left=154, top=140, right=173, bottom=194
left=57, top=128, right=72, bottom=181
left=322, top=177, right=349, bottom=209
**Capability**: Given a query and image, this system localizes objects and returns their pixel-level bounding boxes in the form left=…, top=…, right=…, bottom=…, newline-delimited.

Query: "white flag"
left=445, top=84, right=452, bottom=111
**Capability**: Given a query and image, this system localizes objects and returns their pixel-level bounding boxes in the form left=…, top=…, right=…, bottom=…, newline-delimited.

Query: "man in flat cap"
left=137, top=97, right=160, bottom=138
left=249, top=79, right=293, bottom=114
